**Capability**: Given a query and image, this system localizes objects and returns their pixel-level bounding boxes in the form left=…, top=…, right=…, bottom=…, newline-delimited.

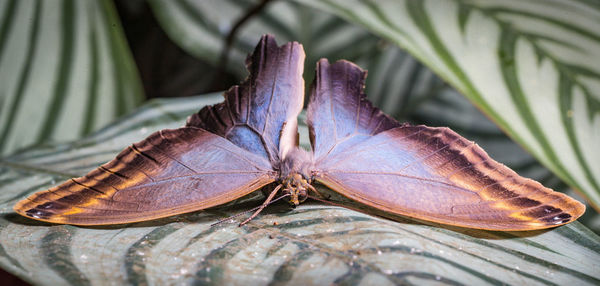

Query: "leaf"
left=1, top=95, right=599, bottom=285
left=148, top=0, right=379, bottom=83
left=294, top=0, right=600, bottom=211
left=0, top=0, right=143, bottom=156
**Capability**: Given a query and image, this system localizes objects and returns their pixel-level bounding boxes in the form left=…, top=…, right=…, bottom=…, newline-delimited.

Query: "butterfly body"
left=276, top=147, right=315, bottom=206
left=14, top=35, right=585, bottom=230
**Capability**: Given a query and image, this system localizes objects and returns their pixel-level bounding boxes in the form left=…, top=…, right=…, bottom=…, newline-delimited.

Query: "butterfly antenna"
left=239, top=184, right=283, bottom=226
left=211, top=207, right=261, bottom=227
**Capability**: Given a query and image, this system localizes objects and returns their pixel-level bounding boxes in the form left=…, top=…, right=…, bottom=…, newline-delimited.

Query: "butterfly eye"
left=298, top=189, right=309, bottom=203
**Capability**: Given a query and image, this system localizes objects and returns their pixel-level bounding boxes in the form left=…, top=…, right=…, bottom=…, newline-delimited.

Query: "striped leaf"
left=1, top=95, right=599, bottom=285
left=0, top=0, right=143, bottom=156
left=294, top=0, right=600, bottom=210
left=148, top=0, right=379, bottom=82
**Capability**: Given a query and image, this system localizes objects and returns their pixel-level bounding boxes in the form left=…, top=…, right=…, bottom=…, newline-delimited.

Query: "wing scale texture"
left=187, top=35, right=305, bottom=164
left=309, top=60, right=585, bottom=230
left=14, top=128, right=275, bottom=225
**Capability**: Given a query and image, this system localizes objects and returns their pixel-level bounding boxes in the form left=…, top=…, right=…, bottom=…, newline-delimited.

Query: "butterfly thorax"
left=281, top=173, right=310, bottom=205
left=277, top=147, right=315, bottom=206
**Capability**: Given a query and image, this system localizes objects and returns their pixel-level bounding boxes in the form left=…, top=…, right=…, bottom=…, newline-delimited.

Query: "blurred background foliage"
left=0, top=0, right=599, bottom=284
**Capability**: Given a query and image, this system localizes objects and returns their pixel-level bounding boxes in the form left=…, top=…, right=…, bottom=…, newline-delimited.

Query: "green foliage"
left=0, top=0, right=143, bottom=156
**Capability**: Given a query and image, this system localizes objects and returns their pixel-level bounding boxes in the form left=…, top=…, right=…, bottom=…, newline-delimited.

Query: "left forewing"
left=14, top=127, right=276, bottom=225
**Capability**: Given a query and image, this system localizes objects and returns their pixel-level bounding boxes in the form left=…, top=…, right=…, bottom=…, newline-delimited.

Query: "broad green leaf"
left=0, top=0, right=143, bottom=156
left=1, top=95, right=599, bottom=285
left=294, top=0, right=600, bottom=210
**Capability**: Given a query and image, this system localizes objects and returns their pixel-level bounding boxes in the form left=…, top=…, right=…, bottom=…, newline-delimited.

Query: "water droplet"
left=377, top=250, right=382, bottom=255
left=439, top=250, right=444, bottom=254
left=383, top=269, right=393, bottom=275
left=435, top=275, right=441, bottom=281
left=566, top=110, right=574, bottom=118
left=140, top=127, right=148, bottom=134
left=136, top=250, right=145, bottom=256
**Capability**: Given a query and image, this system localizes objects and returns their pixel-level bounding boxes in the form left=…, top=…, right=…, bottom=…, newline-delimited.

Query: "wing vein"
left=317, top=128, right=424, bottom=167
left=324, top=170, right=477, bottom=195
left=395, top=137, right=461, bottom=173
left=158, top=130, right=199, bottom=174
left=209, top=143, right=271, bottom=172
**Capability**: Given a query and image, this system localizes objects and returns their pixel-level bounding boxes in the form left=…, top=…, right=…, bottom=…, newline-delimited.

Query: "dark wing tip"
left=315, top=58, right=367, bottom=79
left=13, top=197, right=66, bottom=224
left=247, top=34, right=304, bottom=68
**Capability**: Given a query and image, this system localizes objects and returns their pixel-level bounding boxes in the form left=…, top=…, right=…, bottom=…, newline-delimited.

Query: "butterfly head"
left=282, top=173, right=313, bottom=206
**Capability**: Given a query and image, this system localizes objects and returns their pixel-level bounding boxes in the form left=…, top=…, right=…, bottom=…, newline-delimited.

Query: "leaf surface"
left=0, top=0, right=143, bottom=156
left=1, top=95, right=599, bottom=285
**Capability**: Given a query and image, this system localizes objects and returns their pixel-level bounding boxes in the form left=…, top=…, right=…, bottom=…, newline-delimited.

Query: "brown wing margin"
left=315, top=125, right=586, bottom=231
left=14, top=127, right=276, bottom=225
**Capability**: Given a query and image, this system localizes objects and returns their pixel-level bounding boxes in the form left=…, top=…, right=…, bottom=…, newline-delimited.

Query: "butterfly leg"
left=239, top=184, right=283, bottom=226
left=307, top=184, right=329, bottom=199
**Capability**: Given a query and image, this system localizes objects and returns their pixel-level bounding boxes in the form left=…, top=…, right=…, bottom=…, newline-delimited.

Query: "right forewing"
left=314, top=125, right=585, bottom=231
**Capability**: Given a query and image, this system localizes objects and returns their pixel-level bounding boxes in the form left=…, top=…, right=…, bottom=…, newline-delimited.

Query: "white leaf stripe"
left=37, top=0, right=76, bottom=142
left=0, top=0, right=143, bottom=157
left=0, top=0, right=42, bottom=154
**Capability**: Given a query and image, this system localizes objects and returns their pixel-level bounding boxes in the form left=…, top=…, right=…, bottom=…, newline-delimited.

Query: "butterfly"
left=14, top=35, right=585, bottom=230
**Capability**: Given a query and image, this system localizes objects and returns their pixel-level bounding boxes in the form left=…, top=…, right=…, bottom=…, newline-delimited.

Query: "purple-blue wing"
left=308, top=60, right=584, bottom=230
left=306, top=59, right=400, bottom=162
left=313, top=126, right=585, bottom=230
left=14, top=128, right=276, bottom=225
left=187, top=35, right=305, bottom=165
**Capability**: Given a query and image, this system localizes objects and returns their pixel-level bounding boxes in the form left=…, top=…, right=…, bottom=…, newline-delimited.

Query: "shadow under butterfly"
left=14, top=35, right=585, bottom=231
